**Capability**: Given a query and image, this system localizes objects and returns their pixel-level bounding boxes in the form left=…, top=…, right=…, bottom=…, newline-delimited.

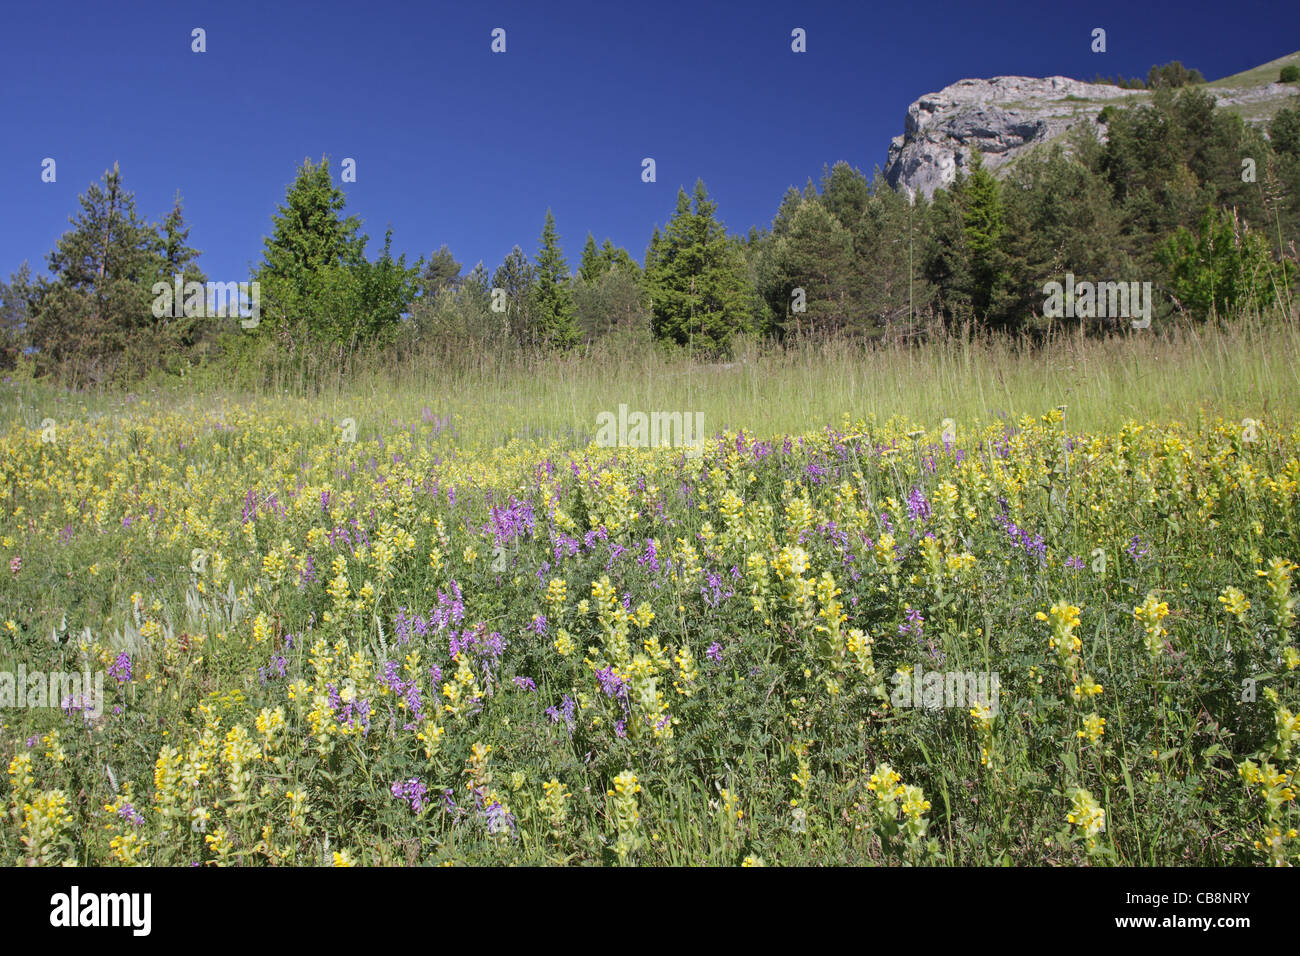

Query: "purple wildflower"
left=391, top=778, right=429, bottom=813
left=109, top=652, right=132, bottom=683
left=546, top=694, right=577, bottom=732
left=906, top=486, right=931, bottom=525
left=899, top=607, right=924, bottom=637
left=595, top=667, right=627, bottom=698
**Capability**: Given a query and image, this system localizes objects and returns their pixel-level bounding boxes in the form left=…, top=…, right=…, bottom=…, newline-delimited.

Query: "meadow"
left=1, top=317, right=1298, bottom=866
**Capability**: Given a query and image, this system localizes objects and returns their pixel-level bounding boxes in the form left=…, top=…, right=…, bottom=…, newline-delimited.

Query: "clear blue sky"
left=2, top=0, right=1297, bottom=285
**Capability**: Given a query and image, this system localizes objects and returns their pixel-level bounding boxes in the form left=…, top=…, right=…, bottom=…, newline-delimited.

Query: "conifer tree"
left=598, top=239, right=641, bottom=277
left=421, top=245, right=462, bottom=296
left=492, top=246, right=535, bottom=344
left=819, top=162, right=871, bottom=229
left=645, top=226, right=663, bottom=273
left=31, top=163, right=167, bottom=381
left=757, top=198, right=859, bottom=337
left=531, top=209, right=578, bottom=347
left=158, top=192, right=205, bottom=287
left=254, top=157, right=365, bottom=339
left=645, top=180, right=754, bottom=351
left=254, top=157, right=419, bottom=346
left=579, top=233, right=602, bottom=284
left=155, top=191, right=207, bottom=347
left=961, top=152, right=1012, bottom=325
left=258, top=157, right=364, bottom=285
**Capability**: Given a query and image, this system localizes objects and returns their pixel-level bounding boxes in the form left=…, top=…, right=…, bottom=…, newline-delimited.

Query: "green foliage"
left=1158, top=206, right=1295, bottom=320
left=0, top=265, right=33, bottom=371
left=351, top=229, right=422, bottom=346
left=959, top=153, right=1014, bottom=327
left=818, top=161, right=870, bottom=229
left=492, top=246, right=536, bottom=345
left=1271, top=106, right=1300, bottom=246
left=1000, top=135, right=1137, bottom=329
left=1272, top=105, right=1300, bottom=159
left=575, top=233, right=646, bottom=341
left=645, top=181, right=755, bottom=352
left=8, top=58, right=1300, bottom=386
left=578, top=233, right=601, bottom=284
left=920, top=186, right=972, bottom=324
left=1092, top=74, right=1147, bottom=90
left=1146, top=61, right=1205, bottom=89
left=598, top=239, right=641, bottom=278
left=257, top=157, right=364, bottom=290
left=252, top=156, right=420, bottom=349
left=421, top=245, right=462, bottom=296
left=757, top=197, right=860, bottom=338
left=851, top=172, right=925, bottom=334
left=530, top=210, right=578, bottom=348
left=408, top=261, right=504, bottom=350
left=918, top=153, right=1023, bottom=330
left=24, top=163, right=192, bottom=385
left=573, top=266, right=650, bottom=345
left=1099, top=92, right=1213, bottom=247
left=1280, top=65, right=1300, bottom=84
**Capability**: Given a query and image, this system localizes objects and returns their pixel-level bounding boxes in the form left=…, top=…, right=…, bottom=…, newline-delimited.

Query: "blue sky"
left=2, top=0, right=1297, bottom=285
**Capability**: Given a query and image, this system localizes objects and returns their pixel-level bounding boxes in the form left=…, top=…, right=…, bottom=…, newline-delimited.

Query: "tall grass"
left=6, top=309, right=1299, bottom=442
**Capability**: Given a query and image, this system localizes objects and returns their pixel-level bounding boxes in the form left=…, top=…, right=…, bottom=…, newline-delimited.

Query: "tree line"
left=3, top=85, right=1299, bottom=385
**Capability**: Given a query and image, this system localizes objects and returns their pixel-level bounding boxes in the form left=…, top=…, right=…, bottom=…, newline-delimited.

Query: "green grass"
left=72, top=313, right=1300, bottom=442
left=1207, top=49, right=1300, bottom=89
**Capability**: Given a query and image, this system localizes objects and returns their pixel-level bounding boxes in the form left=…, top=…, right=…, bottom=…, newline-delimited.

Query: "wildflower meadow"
left=2, top=324, right=1297, bottom=867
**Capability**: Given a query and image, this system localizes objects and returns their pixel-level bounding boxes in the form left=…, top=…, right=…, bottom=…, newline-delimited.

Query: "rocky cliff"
left=884, top=57, right=1300, bottom=200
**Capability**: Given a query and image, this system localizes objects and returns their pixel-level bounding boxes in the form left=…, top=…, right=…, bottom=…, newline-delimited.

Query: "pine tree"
left=757, top=198, right=859, bottom=337
left=32, top=163, right=166, bottom=381
left=920, top=183, right=972, bottom=326
left=852, top=171, right=924, bottom=335
left=158, top=192, right=205, bottom=286
left=156, top=192, right=207, bottom=348
left=1270, top=105, right=1300, bottom=244
left=1158, top=206, right=1294, bottom=320
left=598, top=239, right=641, bottom=277
left=578, top=233, right=602, bottom=284
left=645, top=226, right=663, bottom=273
left=421, top=245, right=462, bottom=296
left=254, top=157, right=366, bottom=340
left=1146, top=61, right=1204, bottom=89
left=771, top=186, right=805, bottom=238
left=462, top=261, right=490, bottom=303
left=645, top=180, right=755, bottom=351
left=819, top=162, right=870, bottom=229
left=254, top=157, right=421, bottom=347
left=961, top=152, right=1013, bottom=326
left=531, top=209, right=578, bottom=347
left=0, top=264, right=33, bottom=370
left=492, top=246, right=535, bottom=344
